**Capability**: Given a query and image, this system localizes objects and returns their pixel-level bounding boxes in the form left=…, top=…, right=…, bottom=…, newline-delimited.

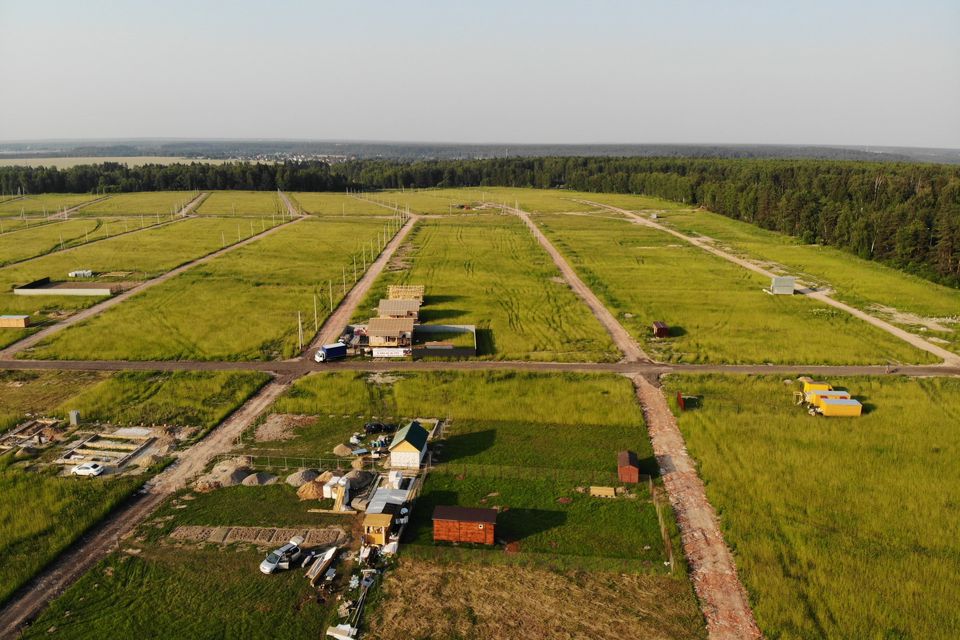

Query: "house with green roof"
left=389, top=420, right=429, bottom=469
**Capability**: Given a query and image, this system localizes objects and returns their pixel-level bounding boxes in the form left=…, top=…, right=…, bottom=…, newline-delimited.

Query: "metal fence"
left=210, top=453, right=378, bottom=473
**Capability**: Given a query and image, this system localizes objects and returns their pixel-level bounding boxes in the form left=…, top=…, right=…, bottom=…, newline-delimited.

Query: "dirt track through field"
left=0, top=214, right=303, bottom=359
left=503, top=203, right=649, bottom=363
left=632, top=374, right=761, bottom=639
left=581, top=200, right=960, bottom=367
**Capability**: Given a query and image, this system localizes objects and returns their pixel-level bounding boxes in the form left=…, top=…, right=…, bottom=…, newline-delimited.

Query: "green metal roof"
left=389, top=420, right=428, bottom=451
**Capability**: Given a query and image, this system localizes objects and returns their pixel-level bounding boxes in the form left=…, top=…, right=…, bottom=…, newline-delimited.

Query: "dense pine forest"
left=1, top=158, right=958, bottom=287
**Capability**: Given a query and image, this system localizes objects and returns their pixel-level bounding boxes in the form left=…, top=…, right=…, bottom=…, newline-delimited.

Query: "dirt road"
left=303, top=213, right=419, bottom=354
left=0, top=215, right=303, bottom=359
left=632, top=375, right=762, bottom=640
left=503, top=203, right=649, bottom=363
left=582, top=200, right=960, bottom=367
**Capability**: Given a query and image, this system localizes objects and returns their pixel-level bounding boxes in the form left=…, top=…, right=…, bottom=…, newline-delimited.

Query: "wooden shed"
left=652, top=321, right=670, bottom=338
left=367, top=317, right=415, bottom=347
left=362, top=513, right=393, bottom=546
left=617, top=450, right=641, bottom=484
left=0, top=315, right=30, bottom=329
left=432, top=506, right=497, bottom=545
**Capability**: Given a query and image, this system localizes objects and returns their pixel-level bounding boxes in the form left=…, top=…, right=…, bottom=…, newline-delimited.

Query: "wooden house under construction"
left=387, top=284, right=425, bottom=302
left=377, top=298, right=421, bottom=320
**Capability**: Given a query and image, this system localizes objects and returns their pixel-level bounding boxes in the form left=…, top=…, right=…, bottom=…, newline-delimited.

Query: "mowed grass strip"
left=663, top=374, right=960, bottom=639
left=352, top=215, right=620, bottom=362
left=77, top=191, right=200, bottom=216
left=0, top=216, right=281, bottom=350
left=290, top=192, right=391, bottom=216
left=29, top=219, right=384, bottom=360
left=656, top=208, right=960, bottom=352
left=0, top=193, right=100, bottom=216
left=196, top=190, right=284, bottom=216
left=535, top=213, right=935, bottom=364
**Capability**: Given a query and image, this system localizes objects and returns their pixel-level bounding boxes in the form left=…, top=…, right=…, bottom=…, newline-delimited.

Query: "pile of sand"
left=195, top=457, right=251, bottom=492
left=285, top=468, right=320, bottom=487
left=333, top=443, right=353, bottom=457
left=297, top=480, right=325, bottom=500
left=241, top=472, right=278, bottom=486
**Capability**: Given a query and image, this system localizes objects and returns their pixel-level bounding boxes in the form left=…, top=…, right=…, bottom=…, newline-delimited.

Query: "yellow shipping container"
left=820, top=398, right=862, bottom=417
left=806, top=389, right=851, bottom=407
left=801, top=379, right=833, bottom=393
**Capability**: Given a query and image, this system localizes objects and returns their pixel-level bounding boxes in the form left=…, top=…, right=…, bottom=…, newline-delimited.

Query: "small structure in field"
left=362, top=513, right=393, bottom=546
left=589, top=486, right=617, bottom=498
left=68, top=269, right=93, bottom=278
left=819, top=398, right=863, bottom=417
left=0, top=315, right=30, bottom=329
left=388, top=420, right=429, bottom=469
left=377, top=298, right=421, bottom=321
left=768, top=276, right=796, bottom=295
left=798, top=376, right=832, bottom=393
left=652, top=321, right=670, bottom=338
left=388, top=284, right=425, bottom=302
left=617, top=450, right=641, bottom=484
left=367, top=317, right=415, bottom=348
left=13, top=277, right=126, bottom=297
left=432, top=506, right=497, bottom=545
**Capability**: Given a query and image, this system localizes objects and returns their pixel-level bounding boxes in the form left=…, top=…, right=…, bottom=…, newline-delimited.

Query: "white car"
left=259, top=536, right=304, bottom=574
left=71, top=462, right=105, bottom=477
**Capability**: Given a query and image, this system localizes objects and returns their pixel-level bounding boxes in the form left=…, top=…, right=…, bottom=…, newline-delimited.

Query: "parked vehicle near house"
left=71, top=462, right=105, bottom=477
left=315, top=343, right=347, bottom=363
left=259, top=536, right=304, bottom=574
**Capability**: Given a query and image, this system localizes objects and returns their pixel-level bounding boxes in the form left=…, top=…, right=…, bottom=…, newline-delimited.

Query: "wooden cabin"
left=0, top=315, right=30, bottom=329
left=362, top=513, right=393, bottom=546
left=652, top=321, right=670, bottom=338
left=367, top=317, right=415, bottom=347
left=432, top=506, right=497, bottom=545
left=617, top=450, right=641, bottom=484
left=377, top=298, right=421, bottom=320
left=388, top=420, right=429, bottom=469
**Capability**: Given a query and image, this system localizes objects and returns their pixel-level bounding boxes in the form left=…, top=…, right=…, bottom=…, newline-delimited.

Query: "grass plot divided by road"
left=77, top=191, right=201, bottom=216
left=534, top=213, right=935, bottom=365
left=0, top=194, right=99, bottom=217
left=28, top=219, right=386, bottom=361
left=352, top=215, right=620, bottom=362
left=290, top=192, right=390, bottom=216
left=196, top=190, right=284, bottom=216
left=664, top=374, right=960, bottom=639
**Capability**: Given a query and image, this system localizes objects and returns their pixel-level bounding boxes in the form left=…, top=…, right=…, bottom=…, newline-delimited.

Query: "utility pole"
left=342, top=266, right=346, bottom=295
left=328, top=280, right=333, bottom=311
left=313, top=294, right=319, bottom=332
left=221, top=231, right=226, bottom=247
left=298, top=311, right=303, bottom=351
left=353, top=255, right=357, bottom=281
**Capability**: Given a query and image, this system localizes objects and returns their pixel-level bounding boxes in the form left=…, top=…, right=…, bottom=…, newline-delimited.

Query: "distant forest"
left=1, top=158, right=959, bottom=287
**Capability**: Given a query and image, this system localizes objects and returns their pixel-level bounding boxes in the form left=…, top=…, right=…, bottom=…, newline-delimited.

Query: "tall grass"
left=0, top=370, right=107, bottom=432
left=664, top=374, right=960, bottom=639
left=77, top=191, right=200, bottom=216
left=196, top=190, right=285, bottom=216
left=0, top=194, right=99, bottom=216
left=351, top=215, right=621, bottom=362
left=535, top=213, right=935, bottom=365
left=28, top=219, right=382, bottom=360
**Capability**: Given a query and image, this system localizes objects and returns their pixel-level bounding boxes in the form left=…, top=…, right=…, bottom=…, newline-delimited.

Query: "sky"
left=1, top=0, right=958, bottom=148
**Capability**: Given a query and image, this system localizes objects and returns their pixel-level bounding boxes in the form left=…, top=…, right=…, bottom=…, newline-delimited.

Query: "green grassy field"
left=289, top=192, right=392, bottom=216
left=534, top=213, right=935, bottom=364
left=0, top=194, right=100, bottom=216
left=653, top=208, right=960, bottom=352
left=664, top=374, right=960, bottom=639
left=197, top=190, right=285, bottom=216
left=0, top=217, right=178, bottom=267
left=0, top=370, right=107, bottom=432
left=0, top=216, right=282, bottom=350
left=351, top=215, right=620, bottom=362
left=28, top=219, right=384, bottom=360
left=78, top=191, right=200, bottom=216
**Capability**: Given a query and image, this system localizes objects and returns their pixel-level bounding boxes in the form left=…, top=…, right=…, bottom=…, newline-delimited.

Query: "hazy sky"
left=1, top=0, right=958, bottom=147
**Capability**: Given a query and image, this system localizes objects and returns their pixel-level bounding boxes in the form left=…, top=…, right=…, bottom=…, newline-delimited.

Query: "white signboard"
left=372, top=348, right=411, bottom=358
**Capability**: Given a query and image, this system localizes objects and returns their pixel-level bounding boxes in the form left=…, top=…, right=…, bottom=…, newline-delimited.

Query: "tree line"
left=1, top=157, right=958, bottom=287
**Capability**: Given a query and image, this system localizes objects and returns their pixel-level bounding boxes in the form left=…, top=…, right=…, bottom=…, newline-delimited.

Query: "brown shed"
left=652, top=321, right=670, bottom=338
left=367, top=317, right=415, bottom=347
left=0, top=315, right=30, bottom=329
left=617, top=450, right=641, bottom=484
left=432, top=506, right=497, bottom=545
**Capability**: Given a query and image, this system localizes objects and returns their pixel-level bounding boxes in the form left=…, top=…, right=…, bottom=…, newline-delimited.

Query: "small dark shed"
left=617, top=450, right=641, bottom=484
left=652, top=321, right=670, bottom=338
left=432, top=506, right=497, bottom=545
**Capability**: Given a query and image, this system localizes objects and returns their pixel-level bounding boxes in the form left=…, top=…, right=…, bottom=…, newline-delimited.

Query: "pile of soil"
left=241, top=472, right=278, bottom=486
left=195, top=457, right=251, bottom=492
left=285, top=468, right=320, bottom=487
left=255, top=414, right=318, bottom=442
left=344, top=470, right=374, bottom=490
left=297, top=480, right=326, bottom=500
left=333, top=443, right=353, bottom=457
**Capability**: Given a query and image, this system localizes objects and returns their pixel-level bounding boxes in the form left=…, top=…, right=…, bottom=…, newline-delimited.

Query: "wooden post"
left=328, top=280, right=333, bottom=310
left=313, top=294, right=319, bottom=332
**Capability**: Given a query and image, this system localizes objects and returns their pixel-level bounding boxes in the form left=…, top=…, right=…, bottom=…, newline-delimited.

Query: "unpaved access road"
left=0, top=214, right=303, bottom=359
left=303, top=213, right=419, bottom=354
left=581, top=200, right=960, bottom=368
left=632, top=374, right=761, bottom=639
left=503, top=203, right=649, bottom=363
